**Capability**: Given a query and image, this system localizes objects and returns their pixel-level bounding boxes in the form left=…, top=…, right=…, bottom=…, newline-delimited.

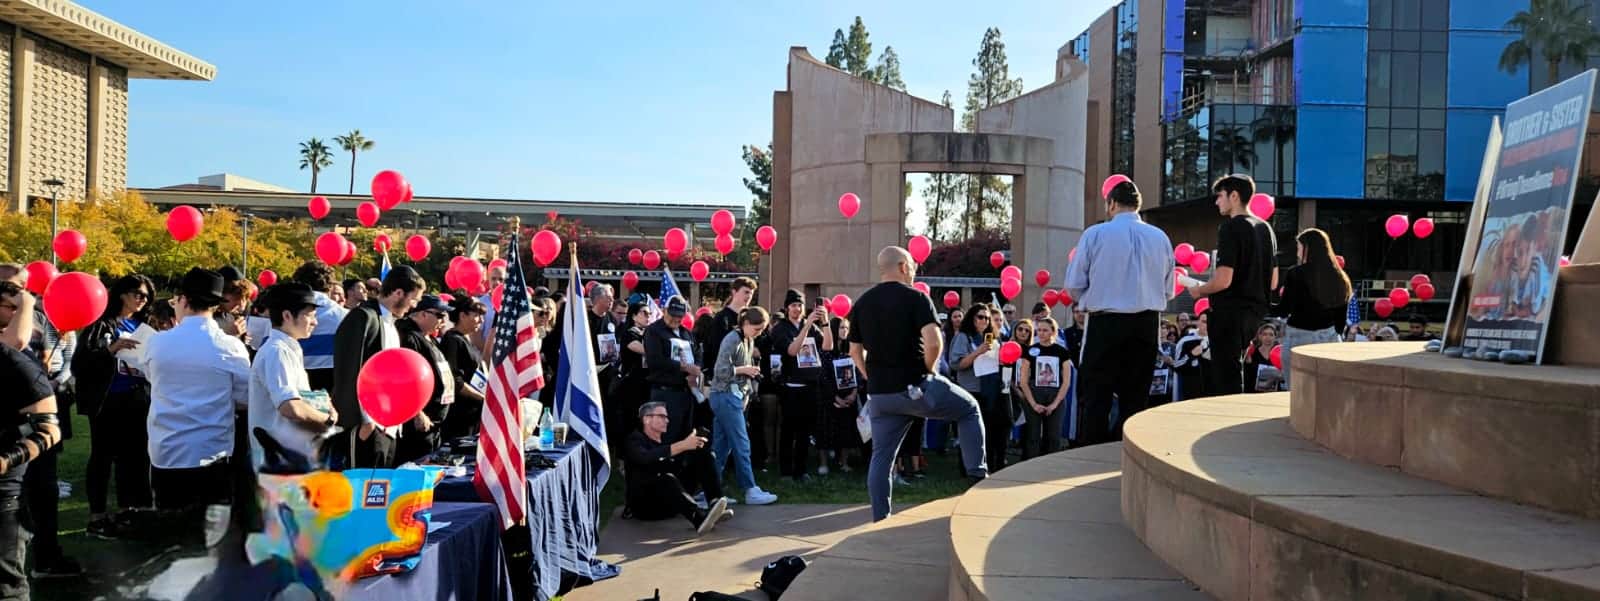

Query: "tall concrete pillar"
left=8, top=33, right=32, bottom=213
left=87, top=60, right=107, bottom=195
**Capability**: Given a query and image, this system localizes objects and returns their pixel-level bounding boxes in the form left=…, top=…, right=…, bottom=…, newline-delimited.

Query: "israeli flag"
left=380, top=250, right=392, bottom=280
left=554, top=256, right=610, bottom=486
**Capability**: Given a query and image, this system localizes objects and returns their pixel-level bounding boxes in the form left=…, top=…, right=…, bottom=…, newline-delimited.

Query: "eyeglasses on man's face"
left=645, top=413, right=669, bottom=420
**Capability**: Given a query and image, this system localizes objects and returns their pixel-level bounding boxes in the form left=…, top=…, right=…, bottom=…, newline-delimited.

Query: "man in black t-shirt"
left=1187, top=174, right=1278, bottom=396
left=643, top=296, right=702, bottom=443
left=768, top=289, right=831, bottom=481
left=850, top=246, right=987, bottom=522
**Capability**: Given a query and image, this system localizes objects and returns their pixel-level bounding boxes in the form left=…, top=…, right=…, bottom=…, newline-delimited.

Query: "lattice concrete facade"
left=0, top=0, right=211, bottom=212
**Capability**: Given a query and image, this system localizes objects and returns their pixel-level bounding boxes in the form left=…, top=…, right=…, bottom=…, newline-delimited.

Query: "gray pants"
left=1280, top=325, right=1341, bottom=388
left=867, top=374, right=987, bottom=521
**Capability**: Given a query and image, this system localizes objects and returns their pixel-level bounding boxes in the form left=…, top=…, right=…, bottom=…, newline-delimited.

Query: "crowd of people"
left=0, top=171, right=1455, bottom=597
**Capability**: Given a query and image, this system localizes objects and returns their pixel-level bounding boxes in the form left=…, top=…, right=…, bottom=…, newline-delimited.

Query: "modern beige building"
left=0, top=0, right=213, bottom=212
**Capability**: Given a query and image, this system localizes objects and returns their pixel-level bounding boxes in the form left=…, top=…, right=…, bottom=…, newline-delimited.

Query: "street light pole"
left=41, top=178, right=64, bottom=266
left=241, top=212, right=252, bottom=276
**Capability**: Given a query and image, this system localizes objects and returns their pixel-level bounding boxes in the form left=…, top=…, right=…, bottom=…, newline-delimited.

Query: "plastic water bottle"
left=538, top=407, right=555, bottom=449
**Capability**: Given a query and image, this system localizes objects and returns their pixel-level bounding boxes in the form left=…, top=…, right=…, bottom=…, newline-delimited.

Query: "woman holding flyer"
left=947, top=305, right=1007, bottom=471
left=439, top=297, right=488, bottom=440
left=815, top=317, right=863, bottom=475
left=1017, top=317, right=1071, bottom=459
left=71, top=274, right=158, bottom=538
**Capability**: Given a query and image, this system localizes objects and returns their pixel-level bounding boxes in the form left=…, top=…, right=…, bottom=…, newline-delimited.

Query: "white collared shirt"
left=249, top=329, right=315, bottom=470
left=372, top=304, right=402, bottom=436
left=146, top=315, right=252, bottom=469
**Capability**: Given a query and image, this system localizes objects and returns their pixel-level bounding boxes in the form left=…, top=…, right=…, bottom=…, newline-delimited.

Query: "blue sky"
left=86, top=1, right=1116, bottom=207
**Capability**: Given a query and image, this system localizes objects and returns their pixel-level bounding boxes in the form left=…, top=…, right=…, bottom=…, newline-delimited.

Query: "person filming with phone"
left=622, top=401, right=731, bottom=536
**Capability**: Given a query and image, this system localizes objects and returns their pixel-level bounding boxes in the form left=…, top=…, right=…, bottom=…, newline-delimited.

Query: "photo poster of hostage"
left=1457, top=69, right=1596, bottom=363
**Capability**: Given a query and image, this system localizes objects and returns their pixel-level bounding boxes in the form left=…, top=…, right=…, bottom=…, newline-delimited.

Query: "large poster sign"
left=1458, top=70, right=1596, bottom=363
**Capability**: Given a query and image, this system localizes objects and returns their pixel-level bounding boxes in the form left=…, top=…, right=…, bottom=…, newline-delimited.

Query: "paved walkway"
left=571, top=500, right=953, bottom=601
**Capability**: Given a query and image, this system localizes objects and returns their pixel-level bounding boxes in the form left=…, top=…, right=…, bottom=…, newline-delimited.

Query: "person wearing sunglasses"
left=622, top=401, right=729, bottom=535
left=71, top=274, right=157, bottom=539
left=394, top=295, right=455, bottom=464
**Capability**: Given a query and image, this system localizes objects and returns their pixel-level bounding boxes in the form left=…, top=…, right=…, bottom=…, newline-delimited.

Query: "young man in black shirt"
left=1187, top=174, right=1278, bottom=395
left=850, top=247, right=987, bottom=522
left=643, top=296, right=702, bottom=443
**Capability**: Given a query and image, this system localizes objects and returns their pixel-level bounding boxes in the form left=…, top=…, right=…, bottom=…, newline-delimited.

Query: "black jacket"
left=396, top=319, right=449, bottom=423
left=71, top=317, right=136, bottom=417
left=332, top=300, right=388, bottom=430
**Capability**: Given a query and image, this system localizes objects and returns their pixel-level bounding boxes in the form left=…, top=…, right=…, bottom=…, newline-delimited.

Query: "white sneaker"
left=697, top=498, right=728, bottom=536
left=817, top=464, right=830, bottom=476
left=745, top=488, right=778, bottom=505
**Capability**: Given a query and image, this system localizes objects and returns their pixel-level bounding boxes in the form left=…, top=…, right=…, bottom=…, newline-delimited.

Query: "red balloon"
left=990, top=251, right=1005, bottom=269
left=1100, top=174, right=1131, bottom=200
left=1248, top=193, right=1275, bottom=220
left=1409, top=273, right=1430, bottom=289
left=1174, top=243, right=1195, bottom=265
left=943, top=291, right=960, bottom=309
left=1034, top=269, right=1051, bottom=288
left=340, top=239, right=357, bottom=266
left=690, top=260, right=710, bottom=282
left=664, top=228, right=689, bottom=256
left=491, top=284, right=504, bottom=311
left=837, top=192, right=861, bottom=219
left=1412, top=217, right=1435, bottom=239
left=547, top=211, right=559, bottom=222
left=681, top=314, right=696, bottom=331
left=1269, top=345, right=1283, bottom=370
left=711, top=209, right=736, bottom=236
left=42, top=272, right=106, bottom=332
left=643, top=250, right=662, bottom=270
left=374, top=233, right=392, bottom=254
left=1042, top=289, right=1060, bottom=307
left=696, top=306, right=713, bottom=318
left=715, top=233, right=736, bottom=256
left=488, top=258, right=507, bottom=274
left=908, top=235, right=932, bottom=264
left=406, top=235, right=431, bottom=262
left=998, top=341, right=1023, bottom=365
left=23, top=261, right=56, bottom=295
left=1189, top=252, right=1212, bottom=273
left=830, top=294, right=852, bottom=317
left=1415, top=282, right=1436, bottom=301
left=756, top=225, right=778, bottom=252
left=315, top=232, right=347, bottom=265
left=308, top=196, right=331, bottom=220
left=1385, top=214, right=1409, bottom=239
left=1374, top=298, right=1395, bottom=318
left=1336, top=255, right=1346, bottom=269
left=1058, top=289, right=1073, bottom=307
left=1000, top=277, right=1022, bottom=300
left=166, top=205, right=203, bottom=242
left=258, top=270, right=278, bottom=288
left=622, top=271, right=640, bottom=290
left=1193, top=298, right=1211, bottom=315
left=438, top=293, right=455, bottom=303
left=401, top=181, right=414, bottom=204
left=913, top=282, right=930, bottom=296
left=356, top=348, right=435, bottom=428
left=53, top=230, right=86, bottom=263
left=585, top=281, right=599, bottom=297
left=456, top=258, right=486, bottom=295
left=1389, top=287, right=1411, bottom=309
left=1173, top=269, right=1186, bottom=297
left=532, top=230, right=562, bottom=267
left=1560, top=255, right=1572, bottom=267
left=356, top=201, right=381, bottom=228
left=628, top=248, right=643, bottom=265
left=371, top=170, right=409, bottom=212
left=443, top=268, right=460, bottom=292
left=1000, top=265, right=1022, bottom=282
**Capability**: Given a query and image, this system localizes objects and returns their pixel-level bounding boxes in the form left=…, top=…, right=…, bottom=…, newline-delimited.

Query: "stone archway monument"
left=766, top=47, right=1088, bottom=309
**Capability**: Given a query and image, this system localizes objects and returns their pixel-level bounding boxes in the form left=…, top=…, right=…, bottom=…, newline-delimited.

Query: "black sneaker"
left=87, top=517, right=120, bottom=540
left=30, top=555, right=83, bottom=579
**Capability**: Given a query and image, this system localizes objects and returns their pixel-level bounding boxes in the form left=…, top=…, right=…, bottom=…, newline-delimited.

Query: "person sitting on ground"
left=623, top=401, right=729, bottom=535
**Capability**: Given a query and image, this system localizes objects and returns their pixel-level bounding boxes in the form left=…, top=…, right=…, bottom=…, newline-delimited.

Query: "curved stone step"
left=1292, top=341, right=1600, bottom=519
left=948, top=443, right=1210, bottom=601
left=1123, top=393, right=1600, bottom=601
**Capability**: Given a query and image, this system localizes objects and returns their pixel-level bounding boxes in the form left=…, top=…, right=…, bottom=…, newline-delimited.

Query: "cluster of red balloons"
left=1385, top=214, right=1435, bottom=239
left=1375, top=273, right=1435, bottom=318
left=315, top=232, right=359, bottom=266
left=1042, top=288, right=1072, bottom=308
left=1173, top=243, right=1211, bottom=275
left=998, top=264, right=1023, bottom=300
left=710, top=210, right=738, bottom=257
left=446, top=256, right=488, bottom=295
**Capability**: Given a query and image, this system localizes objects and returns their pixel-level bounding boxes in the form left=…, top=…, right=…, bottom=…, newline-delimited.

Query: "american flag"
left=658, top=266, right=682, bottom=306
left=1347, top=281, right=1363, bottom=327
left=474, top=233, right=544, bottom=530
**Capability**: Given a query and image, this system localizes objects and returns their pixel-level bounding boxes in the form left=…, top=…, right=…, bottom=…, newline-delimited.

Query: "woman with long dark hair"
left=946, top=304, right=1008, bottom=471
left=71, top=274, right=156, bottom=537
left=1270, top=228, right=1353, bottom=387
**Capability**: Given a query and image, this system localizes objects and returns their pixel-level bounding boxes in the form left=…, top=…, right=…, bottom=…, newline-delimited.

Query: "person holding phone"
left=947, top=305, right=1005, bottom=471
left=623, top=401, right=729, bottom=535
left=768, top=290, right=832, bottom=483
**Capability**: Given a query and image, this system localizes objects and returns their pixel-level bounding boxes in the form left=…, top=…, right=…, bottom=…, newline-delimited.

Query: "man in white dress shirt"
left=249, top=283, right=338, bottom=473
left=331, top=267, right=426, bottom=469
left=144, top=268, right=251, bottom=542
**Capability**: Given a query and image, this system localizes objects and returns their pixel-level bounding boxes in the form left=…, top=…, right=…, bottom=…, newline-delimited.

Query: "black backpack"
left=756, top=555, right=808, bottom=599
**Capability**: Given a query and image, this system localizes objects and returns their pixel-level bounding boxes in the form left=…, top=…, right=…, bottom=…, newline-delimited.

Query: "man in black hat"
left=767, top=289, right=832, bottom=482
left=144, top=268, right=252, bottom=545
left=643, top=295, right=701, bottom=443
left=248, top=283, right=336, bottom=473
left=332, top=266, right=427, bottom=469
left=395, top=295, right=453, bottom=464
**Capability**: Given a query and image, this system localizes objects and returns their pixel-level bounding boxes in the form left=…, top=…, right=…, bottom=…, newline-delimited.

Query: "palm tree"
left=1499, top=0, right=1600, bottom=90
left=298, top=138, right=334, bottom=194
left=334, top=130, right=376, bottom=195
left=1210, top=126, right=1257, bottom=174
left=1251, top=106, right=1296, bottom=188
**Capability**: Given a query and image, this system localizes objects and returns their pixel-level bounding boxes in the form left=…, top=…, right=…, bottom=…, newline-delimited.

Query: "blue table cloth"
left=187, top=502, right=513, bottom=601
left=435, top=441, right=619, bottom=601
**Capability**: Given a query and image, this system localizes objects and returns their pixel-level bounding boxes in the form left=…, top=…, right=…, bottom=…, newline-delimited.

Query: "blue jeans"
left=710, top=390, right=757, bottom=492
left=1280, top=325, right=1340, bottom=388
left=867, top=374, right=987, bottom=522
